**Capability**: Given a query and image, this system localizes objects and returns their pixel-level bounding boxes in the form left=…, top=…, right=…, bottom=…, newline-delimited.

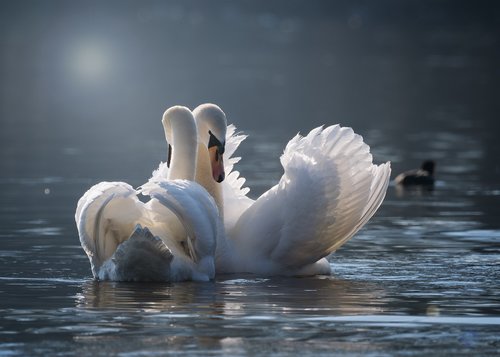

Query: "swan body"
left=193, top=104, right=391, bottom=276
left=75, top=106, right=221, bottom=282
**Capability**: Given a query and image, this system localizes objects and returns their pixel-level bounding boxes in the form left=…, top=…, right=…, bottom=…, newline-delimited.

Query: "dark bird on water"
left=395, top=160, right=435, bottom=186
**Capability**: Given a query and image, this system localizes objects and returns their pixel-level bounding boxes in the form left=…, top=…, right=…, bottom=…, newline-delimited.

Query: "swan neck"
left=195, top=142, right=223, bottom=217
left=166, top=117, right=197, bottom=181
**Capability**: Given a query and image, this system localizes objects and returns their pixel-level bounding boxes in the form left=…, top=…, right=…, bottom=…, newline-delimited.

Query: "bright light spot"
left=68, top=41, right=111, bottom=83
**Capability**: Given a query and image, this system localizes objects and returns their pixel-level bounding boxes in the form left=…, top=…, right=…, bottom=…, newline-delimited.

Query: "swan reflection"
left=76, top=275, right=388, bottom=318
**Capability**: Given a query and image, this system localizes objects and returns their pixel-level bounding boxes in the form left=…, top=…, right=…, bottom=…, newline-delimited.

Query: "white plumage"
left=75, top=106, right=221, bottom=282
left=76, top=102, right=390, bottom=280
left=194, top=104, right=391, bottom=276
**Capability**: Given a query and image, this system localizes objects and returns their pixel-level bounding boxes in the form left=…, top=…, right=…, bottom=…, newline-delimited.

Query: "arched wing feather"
left=231, top=125, right=391, bottom=270
left=222, top=124, right=254, bottom=231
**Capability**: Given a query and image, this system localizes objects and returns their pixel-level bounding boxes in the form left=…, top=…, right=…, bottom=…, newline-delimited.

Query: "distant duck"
left=395, top=160, right=435, bottom=186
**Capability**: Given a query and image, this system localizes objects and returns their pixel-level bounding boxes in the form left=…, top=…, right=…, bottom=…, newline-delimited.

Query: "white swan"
left=75, top=106, right=221, bottom=282
left=192, top=103, right=391, bottom=276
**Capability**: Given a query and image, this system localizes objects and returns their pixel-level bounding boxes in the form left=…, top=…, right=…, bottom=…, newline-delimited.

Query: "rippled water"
left=2, top=1, right=500, bottom=355
left=1, top=131, right=499, bottom=355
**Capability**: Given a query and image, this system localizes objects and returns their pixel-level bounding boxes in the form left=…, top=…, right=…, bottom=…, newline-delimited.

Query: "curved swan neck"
left=193, top=104, right=227, bottom=216
left=162, top=107, right=198, bottom=181
left=195, top=142, right=224, bottom=217
left=194, top=104, right=227, bottom=149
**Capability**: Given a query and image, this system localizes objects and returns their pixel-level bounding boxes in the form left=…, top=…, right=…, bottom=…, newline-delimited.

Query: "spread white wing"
left=224, top=125, right=391, bottom=274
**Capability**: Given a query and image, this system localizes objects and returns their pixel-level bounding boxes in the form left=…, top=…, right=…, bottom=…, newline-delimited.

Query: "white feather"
left=75, top=106, right=221, bottom=282
left=221, top=125, right=254, bottom=232
left=76, top=180, right=221, bottom=282
left=216, top=124, right=391, bottom=276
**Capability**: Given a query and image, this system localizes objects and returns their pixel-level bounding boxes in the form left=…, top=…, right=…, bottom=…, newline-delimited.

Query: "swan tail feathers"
left=99, top=224, right=173, bottom=281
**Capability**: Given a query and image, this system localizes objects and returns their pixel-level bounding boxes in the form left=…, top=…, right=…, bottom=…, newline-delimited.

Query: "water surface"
left=1, top=126, right=499, bottom=355
left=1, top=0, right=499, bottom=355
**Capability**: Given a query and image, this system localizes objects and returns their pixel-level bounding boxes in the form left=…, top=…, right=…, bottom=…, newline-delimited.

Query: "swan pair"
left=75, top=107, right=221, bottom=282
left=76, top=103, right=391, bottom=281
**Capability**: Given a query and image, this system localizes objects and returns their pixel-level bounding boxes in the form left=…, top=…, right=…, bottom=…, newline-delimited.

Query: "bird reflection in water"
left=75, top=275, right=388, bottom=317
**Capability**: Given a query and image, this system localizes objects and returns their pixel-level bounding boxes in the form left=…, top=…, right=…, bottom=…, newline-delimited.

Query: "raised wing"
left=222, top=124, right=254, bottom=231
left=230, top=125, right=391, bottom=271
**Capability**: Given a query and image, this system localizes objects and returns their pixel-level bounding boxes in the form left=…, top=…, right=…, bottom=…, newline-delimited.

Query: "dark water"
left=1, top=1, right=500, bottom=355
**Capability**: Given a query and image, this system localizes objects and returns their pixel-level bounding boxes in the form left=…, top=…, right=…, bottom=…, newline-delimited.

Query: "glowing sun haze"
left=67, top=40, right=112, bottom=84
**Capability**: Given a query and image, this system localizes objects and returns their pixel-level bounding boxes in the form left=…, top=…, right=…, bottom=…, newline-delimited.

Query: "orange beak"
left=208, top=146, right=225, bottom=183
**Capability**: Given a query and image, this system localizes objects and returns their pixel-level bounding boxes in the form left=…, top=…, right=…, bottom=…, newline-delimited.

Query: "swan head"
left=193, top=103, right=227, bottom=183
left=161, top=106, right=198, bottom=180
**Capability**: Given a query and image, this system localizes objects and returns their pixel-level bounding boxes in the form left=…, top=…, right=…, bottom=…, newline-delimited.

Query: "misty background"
left=1, top=0, right=499, bottom=193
